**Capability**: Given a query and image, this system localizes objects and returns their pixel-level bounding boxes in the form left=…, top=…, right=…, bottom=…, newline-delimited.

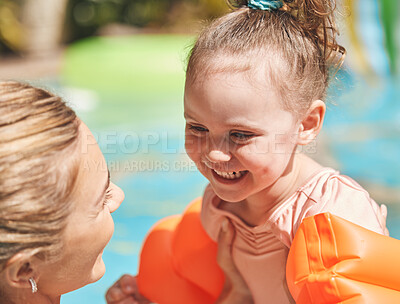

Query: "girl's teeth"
left=214, top=170, right=244, bottom=180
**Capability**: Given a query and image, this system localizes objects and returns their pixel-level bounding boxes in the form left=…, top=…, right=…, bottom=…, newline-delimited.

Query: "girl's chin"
left=211, top=186, right=249, bottom=203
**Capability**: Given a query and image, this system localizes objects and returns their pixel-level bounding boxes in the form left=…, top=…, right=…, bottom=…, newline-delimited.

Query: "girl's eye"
left=103, top=188, right=113, bottom=207
left=230, top=131, right=254, bottom=143
left=187, top=124, right=208, bottom=134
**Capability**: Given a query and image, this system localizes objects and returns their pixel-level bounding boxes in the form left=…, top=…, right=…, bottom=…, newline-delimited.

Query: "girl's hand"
left=379, top=204, right=390, bottom=236
left=216, top=218, right=254, bottom=304
left=105, top=274, right=150, bottom=304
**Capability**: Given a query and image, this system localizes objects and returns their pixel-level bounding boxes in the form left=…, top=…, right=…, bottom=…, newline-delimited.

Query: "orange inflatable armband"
left=138, top=201, right=400, bottom=303
left=286, top=213, right=400, bottom=303
left=137, top=198, right=224, bottom=304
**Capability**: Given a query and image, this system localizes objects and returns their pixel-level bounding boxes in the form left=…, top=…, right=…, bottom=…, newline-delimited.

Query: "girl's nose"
left=206, top=150, right=231, bottom=163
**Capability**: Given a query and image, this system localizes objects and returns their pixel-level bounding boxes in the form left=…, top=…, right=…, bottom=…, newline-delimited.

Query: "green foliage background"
left=0, top=0, right=228, bottom=53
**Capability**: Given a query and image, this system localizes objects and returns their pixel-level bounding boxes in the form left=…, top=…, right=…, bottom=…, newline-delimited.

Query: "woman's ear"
left=4, top=251, right=41, bottom=290
left=297, top=100, right=326, bottom=145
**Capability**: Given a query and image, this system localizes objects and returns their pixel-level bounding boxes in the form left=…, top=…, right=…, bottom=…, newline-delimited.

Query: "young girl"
left=107, top=0, right=388, bottom=303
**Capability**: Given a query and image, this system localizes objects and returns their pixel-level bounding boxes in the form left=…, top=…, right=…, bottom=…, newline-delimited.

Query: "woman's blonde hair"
left=186, top=0, right=345, bottom=116
left=0, top=81, right=80, bottom=271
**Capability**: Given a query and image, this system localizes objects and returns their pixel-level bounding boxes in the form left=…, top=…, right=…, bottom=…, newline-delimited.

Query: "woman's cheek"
left=95, top=209, right=115, bottom=247
left=104, top=212, right=115, bottom=243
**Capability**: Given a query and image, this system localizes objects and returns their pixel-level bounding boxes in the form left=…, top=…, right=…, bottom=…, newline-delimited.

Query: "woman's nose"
left=108, top=182, right=124, bottom=213
left=206, top=149, right=231, bottom=163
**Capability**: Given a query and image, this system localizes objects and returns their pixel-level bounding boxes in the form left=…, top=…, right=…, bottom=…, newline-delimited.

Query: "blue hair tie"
left=248, top=0, right=284, bottom=11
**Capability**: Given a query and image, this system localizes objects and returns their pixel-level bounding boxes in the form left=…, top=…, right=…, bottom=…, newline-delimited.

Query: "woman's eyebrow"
left=96, top=170, right=110, bottom=206
left=183, top=112, right=195, bottom=120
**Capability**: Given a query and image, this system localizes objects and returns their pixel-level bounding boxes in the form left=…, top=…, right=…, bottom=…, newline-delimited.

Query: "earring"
left=29, top=277, right=38, bottom=293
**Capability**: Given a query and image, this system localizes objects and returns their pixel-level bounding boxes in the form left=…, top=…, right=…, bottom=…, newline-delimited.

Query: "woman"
left=0, top=81, right=124, bottom=304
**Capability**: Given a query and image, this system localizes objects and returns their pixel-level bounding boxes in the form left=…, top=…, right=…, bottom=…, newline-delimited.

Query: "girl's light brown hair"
left=0, top=81, right=80, bottom=271
left=186, top=0, right=345, bottom=116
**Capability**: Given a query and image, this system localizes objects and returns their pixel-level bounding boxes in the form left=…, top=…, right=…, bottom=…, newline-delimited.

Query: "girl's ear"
left=4, top=251, right=41, bottom=290
left=297, top=100, right=326, bottom=145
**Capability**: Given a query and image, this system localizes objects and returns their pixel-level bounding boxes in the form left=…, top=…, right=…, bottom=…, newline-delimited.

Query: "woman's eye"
left=230, top=132, right=254, bottom=142
left=187, top=124, right=208, bottom=134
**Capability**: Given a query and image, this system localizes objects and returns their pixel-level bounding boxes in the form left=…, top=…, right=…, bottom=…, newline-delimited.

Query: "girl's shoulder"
left=267, top=162, right=385, bottom=245
left=294, top=154, right=373, bottom=205
left=292, top=167, right=385, bottom=238
left=298, top=166, right=372, bottom=207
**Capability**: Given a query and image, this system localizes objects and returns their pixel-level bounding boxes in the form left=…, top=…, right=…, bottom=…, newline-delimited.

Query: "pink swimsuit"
left=201, top=167, right=386, bottom=304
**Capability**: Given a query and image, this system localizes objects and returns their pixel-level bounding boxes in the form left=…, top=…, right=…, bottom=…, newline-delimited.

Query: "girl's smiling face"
left=184, top=70, right=301, bottom=204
